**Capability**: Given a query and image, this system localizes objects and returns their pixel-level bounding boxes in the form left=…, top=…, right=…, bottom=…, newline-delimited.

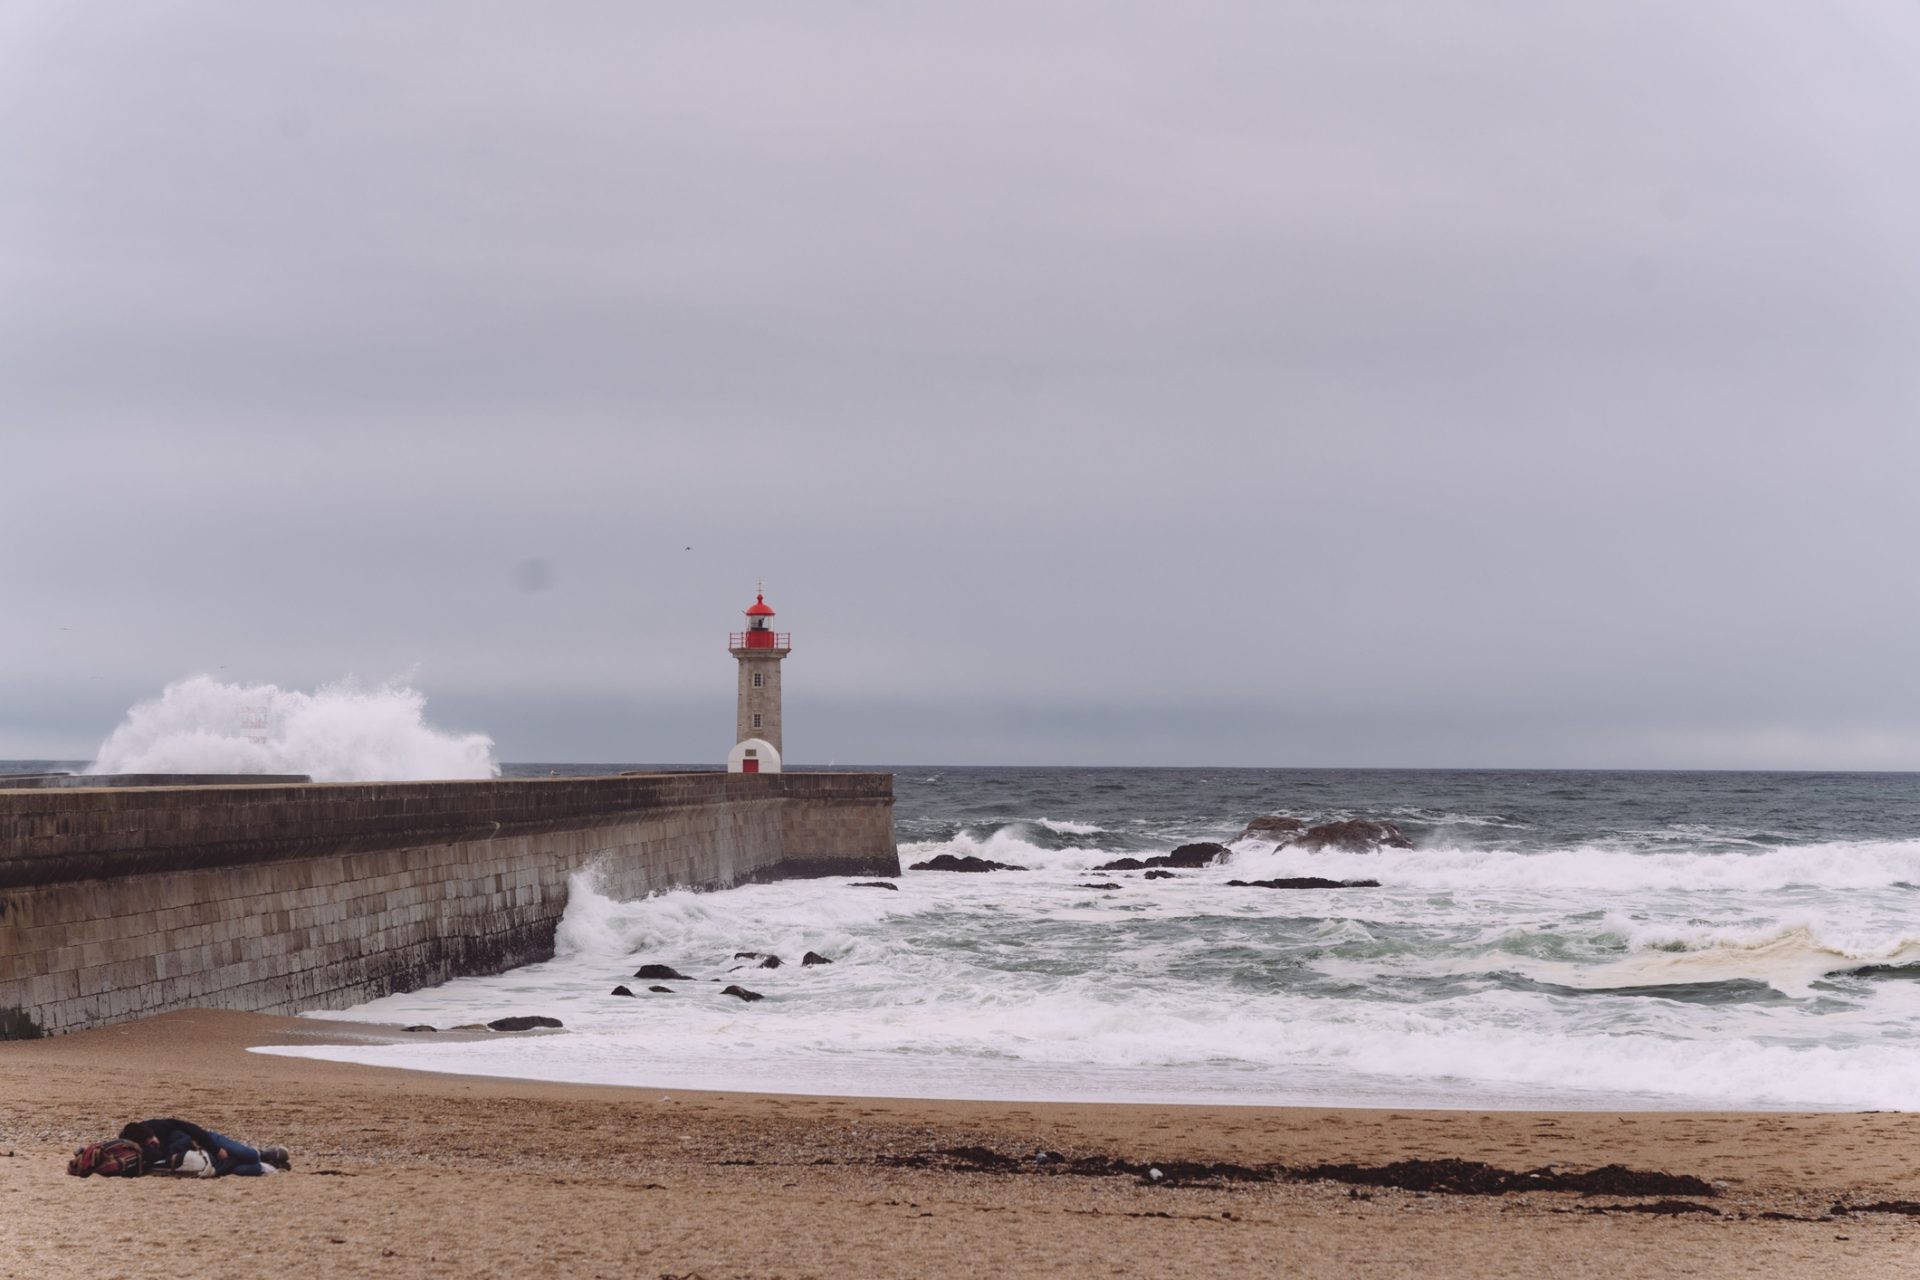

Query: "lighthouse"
left=726, top=589, right=790, bottom=773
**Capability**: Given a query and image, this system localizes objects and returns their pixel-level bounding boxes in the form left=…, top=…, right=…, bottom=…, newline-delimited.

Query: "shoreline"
left=4, top=1010, right=1918, bottom=1278
left=259, top=1014, right=1866, bottom=1115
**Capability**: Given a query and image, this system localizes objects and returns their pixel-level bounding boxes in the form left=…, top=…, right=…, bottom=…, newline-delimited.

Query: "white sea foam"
left=88, top=674, right=496, bottom=781
left=1227, top=838, right=1920, bottom=894
left=1033, top=817, right=1103, bottom=835
left=273, top=853, right=1920, bottom=1111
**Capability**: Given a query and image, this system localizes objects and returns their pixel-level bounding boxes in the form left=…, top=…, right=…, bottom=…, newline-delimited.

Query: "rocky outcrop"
left=488, top=1015, right=563, bottom=1032
left=634, top=964, right=692, bottom=981
left=1163, top=842, right=1230, bottom=868
left=1092, top=842, right=1230, bottom=873
left=801, top=951, right=833, bottom=966
left=757, top=955, right=784, bottom=969
left=1143, top=869, right=1177, bottom=880
left=647, top=985, right=674, bottom=993
left=1078, top=882, right=1122, bottom=890
left=1290, top=820, right=1412, bottom=852
left=721, top=985, right=764, bottom=1002
left=852, top=881, right=899, bottom=890
left=1239, top=816, right=1307, bottom=841
left=910, top=854, right=1028, bottom=872
left=610, top=985, right=636, bottom=997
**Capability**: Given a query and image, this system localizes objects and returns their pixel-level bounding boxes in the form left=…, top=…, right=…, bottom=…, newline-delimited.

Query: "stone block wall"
left=0, top=772, right=896, bottom=1037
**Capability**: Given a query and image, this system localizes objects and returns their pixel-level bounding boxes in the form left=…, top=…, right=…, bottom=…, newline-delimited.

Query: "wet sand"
left=2, top=1009, right=1917, bottom=1278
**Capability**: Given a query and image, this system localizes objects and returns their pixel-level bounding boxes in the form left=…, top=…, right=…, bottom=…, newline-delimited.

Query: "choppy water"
left=249, top=766, right=1920, bottom=1109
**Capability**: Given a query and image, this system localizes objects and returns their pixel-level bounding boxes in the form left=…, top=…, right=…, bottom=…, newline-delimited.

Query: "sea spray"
left=88, top=674, right=497, bottom=781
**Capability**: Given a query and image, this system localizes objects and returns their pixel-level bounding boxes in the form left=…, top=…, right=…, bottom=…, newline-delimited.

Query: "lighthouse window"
left=752, top=672, right=763, bottom=688
left=752, top=713, right=763, bottom=729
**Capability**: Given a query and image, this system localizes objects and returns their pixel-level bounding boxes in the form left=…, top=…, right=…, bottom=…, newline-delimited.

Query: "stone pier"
left=0, top=771, right=897, bottom=1037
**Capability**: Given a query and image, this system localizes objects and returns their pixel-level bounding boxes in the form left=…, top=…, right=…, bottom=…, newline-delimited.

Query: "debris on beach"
left=1832, top=1200, right=1920, bottom=1216
left=1580, top=1200, right=1721, bottom=1216
left=879, top=1147, right=1717, bottom=1198
left=487, top=1015, right=563, bottom=1032
left=909, top=854, right=1028, bottom=872
left=721, top=985, right=764, bottom=1002
left=1292, top=1159, right=1717, bottom=1198
left=634, top=964, right=693, bottom=981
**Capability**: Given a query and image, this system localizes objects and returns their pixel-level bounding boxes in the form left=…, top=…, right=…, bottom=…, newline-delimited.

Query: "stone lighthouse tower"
left=726, top=589, right=789, bottom=773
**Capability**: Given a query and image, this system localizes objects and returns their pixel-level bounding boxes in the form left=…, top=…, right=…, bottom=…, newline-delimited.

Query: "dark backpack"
left=67, top=1139, right=145, bottom=1178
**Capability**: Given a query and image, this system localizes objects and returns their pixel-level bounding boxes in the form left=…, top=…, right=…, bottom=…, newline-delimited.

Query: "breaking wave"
left=88, top=674, right=497, bottom=782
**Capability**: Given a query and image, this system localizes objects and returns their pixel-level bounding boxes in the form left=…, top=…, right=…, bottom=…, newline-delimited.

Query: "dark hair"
left=118, top=1122, right=156, bottom=1145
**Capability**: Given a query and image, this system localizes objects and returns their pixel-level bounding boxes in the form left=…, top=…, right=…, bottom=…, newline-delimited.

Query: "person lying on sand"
left=118, top=1118, right=291, bottom=1177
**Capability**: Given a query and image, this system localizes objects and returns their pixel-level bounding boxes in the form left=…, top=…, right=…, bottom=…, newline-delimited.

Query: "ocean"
left=241, top=765, right=1920, bottom=1112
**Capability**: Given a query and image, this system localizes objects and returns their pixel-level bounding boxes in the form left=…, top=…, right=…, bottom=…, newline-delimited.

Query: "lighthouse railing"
left=729, top=632, right=791, bottom=649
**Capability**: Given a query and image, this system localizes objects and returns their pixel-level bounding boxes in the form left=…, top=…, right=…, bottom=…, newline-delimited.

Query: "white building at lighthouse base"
left=727, top=737, right=782, bottom=774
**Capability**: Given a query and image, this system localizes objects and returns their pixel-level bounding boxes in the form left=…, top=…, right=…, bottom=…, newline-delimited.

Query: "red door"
left=742, top=758, right=760, bottom=774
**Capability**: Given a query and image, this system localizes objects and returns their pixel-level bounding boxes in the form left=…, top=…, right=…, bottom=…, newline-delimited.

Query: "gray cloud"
left=3, top=2, right=1917, bottom=766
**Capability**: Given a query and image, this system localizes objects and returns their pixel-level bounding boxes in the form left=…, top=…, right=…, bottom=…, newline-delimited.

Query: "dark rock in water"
left=757, top=955, right=784, bottom=969
left=648, top=985, right=674, bottom=994
left=1093, top=843, right=1228, bottom=873
left=801, top=951, right=833, bottom=966
left=403, top=1025, right=437, bottom=1033
left=1842, top=962, right=1920, bottom=980
left=488, top=1015, right=563, bottom=1032
left=1240, top=815, right=1308, bottom=841
left=451, top=1023, right=489, bottom=1031
left=910, top=854, right=1028, bottom=872
left=1162, top=842, right=1230, bottom=868
left=1290, top=819, right=1412, bottom=852
left=734, top=951, right=764, bottom=960
left=634, top=964, right=693, bottom=981
left=852, top=881, right=900, bottom=890
left=1228, top=877, right=1381, bottom=890
left=1078, top=882, right=1123, bottom=891
left=610, top=986, right=636, bottom=997
left=1143, top=869, right=1178, bottom=880
left=720, top=985, right=764, bottom=1002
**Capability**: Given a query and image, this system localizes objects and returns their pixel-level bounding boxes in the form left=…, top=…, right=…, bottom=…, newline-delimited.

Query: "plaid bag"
left=67, top=1139, right=145, bottom=1178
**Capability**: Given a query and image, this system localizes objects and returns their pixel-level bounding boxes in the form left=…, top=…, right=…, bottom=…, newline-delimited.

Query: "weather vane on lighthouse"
left=727, top=586, right=790, bottom=773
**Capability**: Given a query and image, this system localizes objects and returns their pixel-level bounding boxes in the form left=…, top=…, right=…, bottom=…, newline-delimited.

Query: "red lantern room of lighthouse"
left=727, top=591, right=791, bottom=773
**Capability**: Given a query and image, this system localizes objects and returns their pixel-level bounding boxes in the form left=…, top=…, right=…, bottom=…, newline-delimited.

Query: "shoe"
left=259, top=1145, right=291, bottom=1171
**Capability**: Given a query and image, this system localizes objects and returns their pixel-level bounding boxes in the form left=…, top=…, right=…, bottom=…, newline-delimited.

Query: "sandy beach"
left=0, top=1011, right=1913, bottom=1278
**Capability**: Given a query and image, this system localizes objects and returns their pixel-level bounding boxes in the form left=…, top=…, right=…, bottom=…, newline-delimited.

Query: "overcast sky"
left=3, top=3, right=1918, bottom=768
